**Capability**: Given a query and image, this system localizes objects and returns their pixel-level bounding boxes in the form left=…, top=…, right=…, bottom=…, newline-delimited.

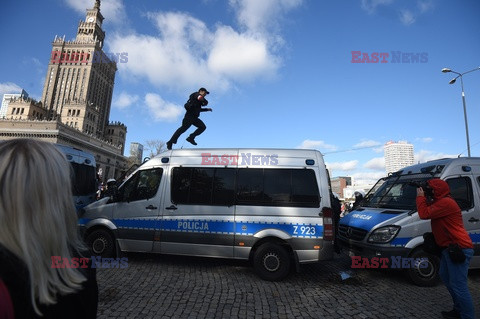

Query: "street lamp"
left=442, top=67, right=480, bottom=157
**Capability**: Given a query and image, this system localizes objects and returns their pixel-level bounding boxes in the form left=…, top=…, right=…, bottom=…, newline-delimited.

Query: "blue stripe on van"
left=470, top=233, right=480, bottom=243
left=113, top=219, right=157, bottom=229
left=102, top=218, right=324, bottom=239
left=390, top=237, right=411, bottom=246
left=340, top=210, right=400, bottom=232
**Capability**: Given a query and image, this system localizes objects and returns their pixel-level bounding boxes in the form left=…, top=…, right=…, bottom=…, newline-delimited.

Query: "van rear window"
left=236, top=168, right=320, bottom=207
left=171, top=167, right=320, bottom=208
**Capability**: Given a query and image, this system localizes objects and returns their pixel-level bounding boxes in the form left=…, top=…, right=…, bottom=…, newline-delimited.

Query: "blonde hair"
left=0, top=139, right=87, bottom=315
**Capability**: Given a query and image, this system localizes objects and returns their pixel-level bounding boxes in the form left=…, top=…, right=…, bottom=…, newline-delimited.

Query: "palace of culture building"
left=0, top=0, right=127, bottom=181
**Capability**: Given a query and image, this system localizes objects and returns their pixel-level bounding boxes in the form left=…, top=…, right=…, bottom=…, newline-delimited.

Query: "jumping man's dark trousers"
left=169, top=115, right=206, bottom=144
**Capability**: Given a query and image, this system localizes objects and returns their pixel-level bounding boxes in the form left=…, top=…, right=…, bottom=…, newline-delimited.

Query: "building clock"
left=87, top=17, right=94, bottom=23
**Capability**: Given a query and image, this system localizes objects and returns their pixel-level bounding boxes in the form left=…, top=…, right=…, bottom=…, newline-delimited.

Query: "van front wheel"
left=253, top=243, right=291, bottom=281
left=406, top=248, right=440, bottom=287
left=86, top=229, right=115, bottom=258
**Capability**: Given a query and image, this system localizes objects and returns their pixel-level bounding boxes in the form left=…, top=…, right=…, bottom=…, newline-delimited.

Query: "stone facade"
left=0, top=118, right=127, bottom=181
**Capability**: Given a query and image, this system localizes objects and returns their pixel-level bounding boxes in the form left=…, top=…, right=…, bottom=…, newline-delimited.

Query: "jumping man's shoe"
left=186, top=137, right=197, bottom=146
left=166, top=141, right=173, bottom=150
left=441, top=309, right=460, bottom=319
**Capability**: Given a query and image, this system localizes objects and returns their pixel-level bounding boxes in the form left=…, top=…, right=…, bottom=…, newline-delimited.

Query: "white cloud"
left=208, top=26, right=279, bottom=81
left=351, top=171, right=386, bottom=185
left=64, top=0, right=126, bottom=25
left=414, top=150, right=457, bottom=163
left=113, top=92, right=139, bottom=109
left=416, top=137, right=433, bottom=143
left=108, top=1, right=300, bottom=92
left=361, top=0, right=394, bottom=14
left=418, top=0, right=434, bottom=13
left=353, top=140, right=382, bottom=148
left=0, top=82, right=23, bottom=96
left=363, top=157, right=385, bottom=171
left=399, top=9, right=416, bottom=26
left=326, top=160, right=359, bottom=172
left=229, top=0, right=302, bottom=33
left=298, top=139, right=337, bottom=151
left=144, top=93, right=182, bottom=122
left=361, top=0, right=433, bottom=25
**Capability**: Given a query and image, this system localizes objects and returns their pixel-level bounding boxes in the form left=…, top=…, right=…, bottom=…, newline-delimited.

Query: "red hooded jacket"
left=416, top=179, right=473, bottom=249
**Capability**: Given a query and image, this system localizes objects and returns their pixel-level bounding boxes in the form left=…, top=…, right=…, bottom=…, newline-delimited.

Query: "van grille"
left=338, top=225, right=368, bottom=241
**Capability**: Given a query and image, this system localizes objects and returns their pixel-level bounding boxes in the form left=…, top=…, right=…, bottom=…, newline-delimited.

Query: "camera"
left=408, top=180, right=433, bottom=198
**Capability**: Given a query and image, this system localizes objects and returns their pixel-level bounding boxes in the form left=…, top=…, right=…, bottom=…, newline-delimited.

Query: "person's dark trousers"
left=169, top=115, right=206, bottom=144
left=439, top=248, right=475, bottom=319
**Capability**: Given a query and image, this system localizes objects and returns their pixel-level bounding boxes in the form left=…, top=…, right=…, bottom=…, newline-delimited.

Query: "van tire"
left=86, top=229, right=115, bottom=258
left=253, top=243, right=291, bottom=281
left=406, top=248, right=440, bottom=287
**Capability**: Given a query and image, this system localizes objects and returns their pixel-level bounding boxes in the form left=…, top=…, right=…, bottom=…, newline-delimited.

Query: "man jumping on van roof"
left=166, top=88, right=213, bottom=150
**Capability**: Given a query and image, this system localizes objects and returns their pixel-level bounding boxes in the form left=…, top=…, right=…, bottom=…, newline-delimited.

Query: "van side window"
left=237, top=168, right=320, bottom=207
left=120, top=168, right=163, bottom=202
left=171, top=167, right=235, bottom=206
left=446, top=177, right=474, bottom=210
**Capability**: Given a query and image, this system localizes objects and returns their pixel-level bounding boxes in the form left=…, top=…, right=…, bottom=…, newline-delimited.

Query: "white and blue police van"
left=78, top=148, right=335, bottom=281
left=55, top=144, right=97, bottom=212
left=338, top=157, right=480, bottom=286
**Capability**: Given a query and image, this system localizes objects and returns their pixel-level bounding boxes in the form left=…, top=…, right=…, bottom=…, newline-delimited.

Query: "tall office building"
left=384, top=141, right=414, bottom=173
left=0, top=0, right=127, bottom=180
left=130, top=142, right=144, bottom=165
left=41, top=0, right=116, bottom=140
left=0, top=89, right=28, bottom=118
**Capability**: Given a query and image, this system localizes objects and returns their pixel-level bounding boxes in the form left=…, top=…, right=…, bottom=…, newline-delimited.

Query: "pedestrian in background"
left=0, top=139, right=98, bottom=318
left=331, top=192, right=342, bottom=254
left=167, top=87, right=213, bottom=150
left=350, top=190, right=365, bottom=212
left=416, top=179, right=474, bottom=319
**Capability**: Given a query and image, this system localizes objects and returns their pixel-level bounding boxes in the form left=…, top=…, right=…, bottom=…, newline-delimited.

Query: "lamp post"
left=442, top=67, right=480, bottom=157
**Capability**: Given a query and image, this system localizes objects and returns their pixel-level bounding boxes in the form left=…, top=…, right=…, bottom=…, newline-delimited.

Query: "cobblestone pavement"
left=96, top=253, right=480, bottom=319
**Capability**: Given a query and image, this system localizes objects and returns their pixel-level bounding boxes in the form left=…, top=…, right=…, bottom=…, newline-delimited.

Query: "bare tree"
left=145, top=139, right=166, bottom=158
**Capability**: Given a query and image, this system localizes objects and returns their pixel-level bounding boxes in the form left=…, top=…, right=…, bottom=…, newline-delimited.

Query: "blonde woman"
left=0, top=139, right=97, bottom=318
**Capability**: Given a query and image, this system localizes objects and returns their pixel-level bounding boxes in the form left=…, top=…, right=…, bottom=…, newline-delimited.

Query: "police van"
left=78, top=148, right=335, bottom=281
left=338, top=157, right=480, bottom=286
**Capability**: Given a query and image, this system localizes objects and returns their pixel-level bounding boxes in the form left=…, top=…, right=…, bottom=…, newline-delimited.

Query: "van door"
left=112, top=167, right=164, bottom=253
left=445, top=176, right=480, bottom=262
left=160, top=166, right=236, bottom=258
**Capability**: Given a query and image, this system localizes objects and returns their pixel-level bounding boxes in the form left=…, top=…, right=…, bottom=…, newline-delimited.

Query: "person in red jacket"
left=416, top=179, right=474, bottom=319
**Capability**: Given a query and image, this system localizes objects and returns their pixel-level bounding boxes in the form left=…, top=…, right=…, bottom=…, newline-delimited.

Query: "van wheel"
left=253, top=243, right=291, bottom=281
left=86, top=229, right=115, bottom=258
left=406, top=248, right=440, bottom=287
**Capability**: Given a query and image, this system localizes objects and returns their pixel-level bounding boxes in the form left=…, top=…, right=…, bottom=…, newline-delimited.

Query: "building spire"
left=94, top=0, right=100, bottom=10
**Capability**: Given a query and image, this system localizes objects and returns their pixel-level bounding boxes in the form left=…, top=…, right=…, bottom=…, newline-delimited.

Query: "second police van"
left=338, top=157, right=480, bottom=286
left=79, top=148, right=335, bottom=281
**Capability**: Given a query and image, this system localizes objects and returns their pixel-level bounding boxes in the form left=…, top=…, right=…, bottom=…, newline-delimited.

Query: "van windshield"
left=363, top=174, right=432, bottom=210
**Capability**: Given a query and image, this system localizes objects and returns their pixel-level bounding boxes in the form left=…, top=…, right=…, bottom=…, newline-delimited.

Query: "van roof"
left=141, top=148, right=325, bottom=168
left=394, top=157, right=480, bottom=175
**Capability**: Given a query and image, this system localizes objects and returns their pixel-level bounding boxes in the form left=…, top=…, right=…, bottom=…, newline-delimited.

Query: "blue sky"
left=1, top=0, right=479, bottom=184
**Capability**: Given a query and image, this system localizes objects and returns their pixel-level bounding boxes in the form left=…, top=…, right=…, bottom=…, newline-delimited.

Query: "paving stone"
left=95, top=253, right=480, bottom=318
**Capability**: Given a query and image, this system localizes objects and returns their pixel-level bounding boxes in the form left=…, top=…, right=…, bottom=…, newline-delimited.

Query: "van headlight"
left=367, top=226, right=400, bottom=243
